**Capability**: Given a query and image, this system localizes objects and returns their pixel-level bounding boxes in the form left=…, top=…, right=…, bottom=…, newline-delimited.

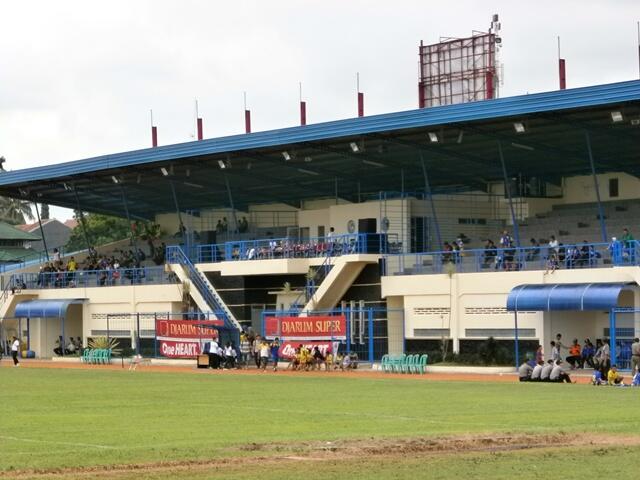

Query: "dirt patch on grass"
left=3, top=433, right=638, bottom=479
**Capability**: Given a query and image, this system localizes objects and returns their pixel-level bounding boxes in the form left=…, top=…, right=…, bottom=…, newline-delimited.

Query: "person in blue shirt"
left=270, top=337, right=280, bottom=372
left=592, top=368, right=605, bottom=386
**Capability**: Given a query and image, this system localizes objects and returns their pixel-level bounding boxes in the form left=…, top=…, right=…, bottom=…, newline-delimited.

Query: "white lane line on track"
left=0, top=435, right=116, bottom=450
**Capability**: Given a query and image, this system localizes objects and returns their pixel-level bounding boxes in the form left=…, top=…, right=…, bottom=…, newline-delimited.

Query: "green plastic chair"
left=393, top=354, right=406, bottom=373
left=417, top=354, right=429, bottom=374
left=381, top=354, right=389, bottom=373
left=81, top=349, right=91, bottom=363
left=402, top=354, right=413, bottom=374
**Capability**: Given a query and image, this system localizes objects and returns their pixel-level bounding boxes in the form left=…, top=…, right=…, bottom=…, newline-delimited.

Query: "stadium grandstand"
left=1, top=79, right=640, bottom=369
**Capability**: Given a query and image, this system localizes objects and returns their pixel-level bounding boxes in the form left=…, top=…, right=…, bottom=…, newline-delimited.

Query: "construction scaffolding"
left=419, top=15, right=501, bottom=108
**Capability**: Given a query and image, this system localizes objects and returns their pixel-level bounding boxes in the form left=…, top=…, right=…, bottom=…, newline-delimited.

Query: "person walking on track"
left=11, top=336, right=20, bottom=367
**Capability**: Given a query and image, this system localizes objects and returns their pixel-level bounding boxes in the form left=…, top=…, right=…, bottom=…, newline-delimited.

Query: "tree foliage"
left=65, top=213, right=132, bottom=251
left=0, top=197, right=34, bottom=225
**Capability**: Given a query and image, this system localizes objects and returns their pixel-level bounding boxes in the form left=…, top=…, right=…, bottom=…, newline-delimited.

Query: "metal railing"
left=165, top=245, right=240, bottom=330
left=195, top=233, right=399, bottom=264
left=8, top=266, right=174, bottom=290
left=383, top=240, right=640, bottom=276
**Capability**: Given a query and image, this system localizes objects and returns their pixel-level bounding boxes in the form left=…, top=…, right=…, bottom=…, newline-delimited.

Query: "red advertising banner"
left=155, top=319, right=220, bottom=358
left=264, top=315, right=346, bottom=340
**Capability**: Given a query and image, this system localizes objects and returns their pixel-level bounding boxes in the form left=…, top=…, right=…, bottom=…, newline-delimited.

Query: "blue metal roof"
left=506, top=282, right=634, bottom=312
left=14, top=299, right=85, bottom=318
left=1, top=79, right=640, bottom=186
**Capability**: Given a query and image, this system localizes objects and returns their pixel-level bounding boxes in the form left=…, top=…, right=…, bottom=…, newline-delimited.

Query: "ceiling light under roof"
left=111, top=176, right=120, bottom=184
left=217, top=160, right=226, bottom=169
left=298, top=168, right=319, bottom=176
left=611, top=111, right=623, bottom=123
left=349, top=142, right=360, bottom=153
left=362, top=159, right=385, bottom=167
left=513, top=122, right=525, bottom=133
left=428, top=132, right=438, bottom=143
left=282, top=151, right=291, bottom=161
left=304, top=156, right=313, bottom=162
left=160, top=167, right=169, bottom=176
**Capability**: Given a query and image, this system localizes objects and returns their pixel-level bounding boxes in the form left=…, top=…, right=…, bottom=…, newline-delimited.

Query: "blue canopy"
left=506, top=283, right=634, bottom=312
left=14, top=299, right=85, bottom=318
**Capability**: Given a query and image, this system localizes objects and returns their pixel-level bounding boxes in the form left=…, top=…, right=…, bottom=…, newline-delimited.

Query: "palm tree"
left=0, top=197, right=34, bottom=224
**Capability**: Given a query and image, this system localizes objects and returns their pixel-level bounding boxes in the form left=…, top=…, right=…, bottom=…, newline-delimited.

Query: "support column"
left=419, top=152, right=442, bottom=251
left=498, top=141, right=521, bottom=248
left=73, top=187, right=92, bottom=251
left=609, top=310, right=617, bottom=368
left=119, top=185, right=141, bottom=264
left=223, top=174, right=239, bottom=234
left=585, top=131, right=608, bottom=243
left=514, top=311, right=520, bottom=369
left=33, top=202, right=50, bottom=262
left=634, top=290, right=640, bottom=340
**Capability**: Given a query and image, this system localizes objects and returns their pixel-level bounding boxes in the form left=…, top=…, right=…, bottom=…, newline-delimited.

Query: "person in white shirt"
left=518, top=359, right=534, bottom=382
left=530, top=361, right=544, bottom=381
left=11, top=336, right=20, bottom=366
left=540, top=360, right=554, bottom=382
left=549, top=360, right=573, bottom=383
left=548, top=235, right=559, bottom=253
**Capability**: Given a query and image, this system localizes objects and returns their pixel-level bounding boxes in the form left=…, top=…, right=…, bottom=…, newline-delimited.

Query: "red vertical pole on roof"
left=300, top=101, right=307, bottom=126
left=485, top=72, right=494, bottom=99
left=151, top=126, right=158, bottom=147
left=418, top=40, right=425, bottom=108
left=245, top=110, right=251, bottom=133
left=357, top=92, right=364, bottom=117
left=197, top=118, right=203, bottom=140
left=559, top=59, right=567, bottom=90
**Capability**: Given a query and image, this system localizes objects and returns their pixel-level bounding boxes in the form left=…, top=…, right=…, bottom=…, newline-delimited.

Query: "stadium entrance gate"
left=260, top=307, right=404, bottom=363
left=101, top=312, right=239, bottom=358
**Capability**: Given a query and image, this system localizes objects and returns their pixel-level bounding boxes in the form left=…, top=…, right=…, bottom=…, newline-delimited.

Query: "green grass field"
left=1, top=367, right=639, bottom=479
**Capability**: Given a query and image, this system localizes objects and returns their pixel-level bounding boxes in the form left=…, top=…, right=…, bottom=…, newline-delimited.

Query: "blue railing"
left=195, top=233, right=399, bottom=264
left=8, top=266, right=173, bottom=290
left=383, top=240, right=640, bottom=276
left=165, top=245, right=238, bottom=330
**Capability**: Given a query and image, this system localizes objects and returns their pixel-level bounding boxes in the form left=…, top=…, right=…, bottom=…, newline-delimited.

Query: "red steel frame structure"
left=418, top=32, right=498, bottom=108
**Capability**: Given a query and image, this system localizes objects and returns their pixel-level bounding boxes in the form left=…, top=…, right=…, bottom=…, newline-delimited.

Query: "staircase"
left=166, top=246, right=242, bottom=331
left=301, top=256, right=378, bottom=314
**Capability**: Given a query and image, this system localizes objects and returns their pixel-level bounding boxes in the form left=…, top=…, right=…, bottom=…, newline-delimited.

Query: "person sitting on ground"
left=540, top=359, right=554, bottom=382
left=549, top=360, right=573, bottom=383
left=530, top=360, right=544, bottom=382
left=518, top=357, right=534, bottom=382
left=341, top=353, right=352, bottom=371
left=607, top=365, right=624, bottom=386
left=325, top=347, right=333, bottom=371
left=334, top=353, right=344, bottom=370
left=312, top=346, right=326, bottom=371
left=565, top=339, right=581, bottom=369
left=592, top=368, right=606, bottom=386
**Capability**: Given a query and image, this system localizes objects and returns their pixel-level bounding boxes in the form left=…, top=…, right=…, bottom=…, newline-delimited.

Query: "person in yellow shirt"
left=67, top=256, right=77, bottom=272
left=607, top=365, right=624, bottom=385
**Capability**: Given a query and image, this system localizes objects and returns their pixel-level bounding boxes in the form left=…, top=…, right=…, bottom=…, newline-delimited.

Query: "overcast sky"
left=1, top=0, right=639, bottom=220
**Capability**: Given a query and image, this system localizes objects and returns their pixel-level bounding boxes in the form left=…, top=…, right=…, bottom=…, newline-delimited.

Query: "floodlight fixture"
left=349, top=142, right=360, bottom=153
left=304, top=156, right=313, bottom=163
left=218, top=160, right=226, bottom=169
left=428, top=132, right=438, bottom=143
left=282, top=151, right=291, bottom=161
left=611, top=111, right=623, bottom=123
left=160, top=167, right=169, bottom=176
left=456, top=130, right=464, bottom=144
left=513, top=122, right=526, bottom=133
left=111, top=176, right=120, bottom=184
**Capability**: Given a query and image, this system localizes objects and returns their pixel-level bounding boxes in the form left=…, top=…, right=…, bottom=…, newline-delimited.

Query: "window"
left=609, top=178, right=619, bottom=198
